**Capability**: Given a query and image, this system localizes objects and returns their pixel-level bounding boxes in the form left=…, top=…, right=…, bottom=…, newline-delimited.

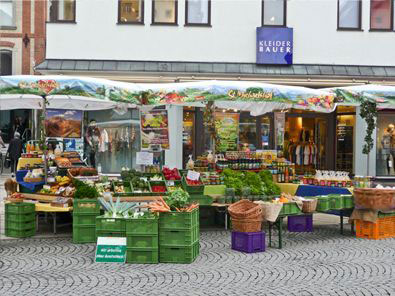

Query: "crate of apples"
left=162, top=167, right=181, bottom=181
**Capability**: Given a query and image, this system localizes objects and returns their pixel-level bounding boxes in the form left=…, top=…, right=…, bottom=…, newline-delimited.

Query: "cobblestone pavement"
left=1, top=226, right=394, bottom=296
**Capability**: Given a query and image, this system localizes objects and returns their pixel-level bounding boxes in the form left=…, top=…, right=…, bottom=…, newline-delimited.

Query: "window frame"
left=337, top=0, right=363, bottom=31
left=369, top=0, right=394, bottom=31
left=117, top=0, right=145, bottom=25
left=261, top=0, right=287, bottom=27
left=185, top=0, right=211, bottom=27
left=48, top=0, right=76, bottom=23
left=151, top=0, right=178, bottom=26
left=0, top=0, right=16, bottom=29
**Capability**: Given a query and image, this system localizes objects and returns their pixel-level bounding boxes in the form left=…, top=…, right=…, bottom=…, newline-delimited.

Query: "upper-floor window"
left=262, top=0, right=286, bottom=26
left=338, top=0, right=362, bottom=30
left=370, top=0, right=393, bottom=30
left=0, top=50, right=12, bottom=75
left=152, top=0, right=177, bottom=25
left=118, top=0, right=144, bottom=24
left=0, top=0, right=14, bottom=28
left=48, top=0, right=76, bottom=23
left=185, top=0, right=210, bottom=26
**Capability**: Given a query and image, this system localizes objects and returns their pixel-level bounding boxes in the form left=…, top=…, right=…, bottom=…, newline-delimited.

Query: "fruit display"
left=7, top=192, right=25, bottom=201
left=55, top=158, right=72, bottom=168
left=186, top=177, right=202, bottom=186
left=162, top=167, right=181, bottom=181
left=40, top=176, right=75, bottom=196
left=151, top=185, right=167, bottom=193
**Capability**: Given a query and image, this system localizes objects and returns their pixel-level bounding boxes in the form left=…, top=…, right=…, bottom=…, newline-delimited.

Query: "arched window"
left=0, top=50, right=12, bottom=75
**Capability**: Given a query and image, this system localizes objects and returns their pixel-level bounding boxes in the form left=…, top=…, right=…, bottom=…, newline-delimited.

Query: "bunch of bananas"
left=56, top=176, right=71, bottom=186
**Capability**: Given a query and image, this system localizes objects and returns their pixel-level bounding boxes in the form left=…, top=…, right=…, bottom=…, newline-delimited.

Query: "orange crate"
left=355, top=216, right=395, bottom=240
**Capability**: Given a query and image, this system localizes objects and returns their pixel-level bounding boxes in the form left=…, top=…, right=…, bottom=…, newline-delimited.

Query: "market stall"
left=2, top=77, right=395, bottom=261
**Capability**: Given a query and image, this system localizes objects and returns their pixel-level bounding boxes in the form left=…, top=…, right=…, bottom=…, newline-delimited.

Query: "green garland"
left=359, top=99, right=377, bottom=155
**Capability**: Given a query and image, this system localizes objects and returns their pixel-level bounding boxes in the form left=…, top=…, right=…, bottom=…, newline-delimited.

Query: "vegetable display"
left=98, top=196, right=137, bottom=218
left=73, top=179, right=99, bottom=199
left=165, top=188, right=190, bottom=210
left=162, top=167, right=181, bottom=180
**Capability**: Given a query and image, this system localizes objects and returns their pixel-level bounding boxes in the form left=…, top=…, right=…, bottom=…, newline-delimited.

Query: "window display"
left=336, top=114, right=355, bottom=174
left=376, top=112, right=395, bottom=176
left=87, top=109, right=140, bottom=174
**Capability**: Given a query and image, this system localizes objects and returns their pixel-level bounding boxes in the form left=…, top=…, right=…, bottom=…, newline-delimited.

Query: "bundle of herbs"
left=73, top=179, right=99, bottom=199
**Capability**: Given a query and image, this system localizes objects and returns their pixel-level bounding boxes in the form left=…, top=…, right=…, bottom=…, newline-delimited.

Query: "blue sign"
left=64, top=139, right=76, bottom=151
left=256, top=27, right=293, bottom=65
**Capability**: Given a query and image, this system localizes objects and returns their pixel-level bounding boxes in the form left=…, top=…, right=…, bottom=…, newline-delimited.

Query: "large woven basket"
left=354, top=188, right=395, bottom=211
left=228, top=199, right=262, bottom=220
left=302, top=199, right=318, bottom=213
left=231, top=217, right=262, bottom=232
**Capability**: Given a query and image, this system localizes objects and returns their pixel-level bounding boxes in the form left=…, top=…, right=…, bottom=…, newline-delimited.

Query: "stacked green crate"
left=73, top=199, right=100, bottom=244
left=159, top=208, right=200, bottom=264
left=96, top=216, right=126, bottom=238
left=5, top=203, right=36, bottom=238
left=126, top=216, right=159, bottom=264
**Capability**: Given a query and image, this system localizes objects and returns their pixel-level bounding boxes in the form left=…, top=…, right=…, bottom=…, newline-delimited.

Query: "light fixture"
left=23, top=34, right=30, bottom=48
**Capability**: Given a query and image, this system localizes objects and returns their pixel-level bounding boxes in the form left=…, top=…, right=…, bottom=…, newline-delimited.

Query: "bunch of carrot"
left=147, top=197, right=199, bottom=213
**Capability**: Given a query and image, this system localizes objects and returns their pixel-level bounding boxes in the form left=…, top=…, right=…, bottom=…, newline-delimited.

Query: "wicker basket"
left=228, top=199, right=262, bottom=220
left=231, top=217, right=262, bottom=232
left=354, top=188, right=395, bottom=211
left=302, top=199, right=318, bottom=213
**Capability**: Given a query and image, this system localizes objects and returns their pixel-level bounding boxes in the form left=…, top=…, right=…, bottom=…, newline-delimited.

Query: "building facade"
left=36, top=0, right=395, bottom=178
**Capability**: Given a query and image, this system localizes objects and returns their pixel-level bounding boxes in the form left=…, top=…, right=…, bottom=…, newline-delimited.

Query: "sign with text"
left=256, top=27, right=293, bottom=65
left=95, top=237, right=127, bottom=263
left=187, top=170, right=200, bottom=181
left=136, top=151, right=154, bottom=165
left=140, top=110, right=170, bottom=150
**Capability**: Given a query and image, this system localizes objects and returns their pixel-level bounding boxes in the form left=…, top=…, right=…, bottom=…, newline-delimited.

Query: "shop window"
left=376, top=112, right=395, bottom=176
left=262, top=0, right=286, bottom=26
left=336, top=114, right=355, bottom=174
left=0, top=0, right=14, bottom=27
left=239, top=112, right=257, bottom=151
left=87, top=109, right=141, bottom=174
left=185, top=0, right=210, bottom=26
left=48, top=0, right=76, bottom=23
left=118, top=0, right=144, bottom=24
left=152, top=0, right=177, bottom=24
left=261, top=116, right=271, bottom=150
left=0, top=50, right=12, bottom=75
left=338, top=0, right=362, bottom=30
left=183, top=110, right=195, bottom=167
left=370, top=0, right=393, bottom=30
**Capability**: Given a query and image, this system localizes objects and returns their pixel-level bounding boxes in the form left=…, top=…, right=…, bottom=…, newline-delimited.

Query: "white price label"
left=136, top=152, right=154, bottom=165
left=187, top=170, right=200, bottom=181
left=167, top=181, right=175, bottom=186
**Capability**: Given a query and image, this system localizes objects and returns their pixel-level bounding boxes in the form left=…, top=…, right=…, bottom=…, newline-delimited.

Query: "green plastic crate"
left=189, top=195, right=213, bottom=206
left=316, top=196, right=331, bottom=212
left=342, top=195, right=354, bottom=209
left=5, top=228, right=35, bottom=238
left=73, top=225, right=96, bottom=244
left=182, top=176, right=204, bottom=194
left=5, top=212, right=35, bottom=222
left=199, top=207, right=216, bottom=228
left=378, top=211, right=395, bottom=218
left=73, top=199, right=100, bottom=214
left=5, top=202, right=35, bottom=214
left=127, top=234, right=158, bottom=248
left=279, top=202, right=301, bottom=216
left=96, top=216, right=126, bottom=232
left=328, top=195, right=344, bottom=210
left=159, top=208, right=199, bottom=230
left=159, top=226, right=199, bottom=247
left=125, top=217, right=158, bottom=235
left=5, top=220, right=35, bottom=230
left=149, top=180, right=167, bottom=195
left=159, top=242, right=199, bottom=264
left=126, top=247, right=158, bottom=264
left=96, top=231, right=126, bottom=238
left=113, top=180, right=133, bottom=196
left=73, top=213, right=98, bottom=226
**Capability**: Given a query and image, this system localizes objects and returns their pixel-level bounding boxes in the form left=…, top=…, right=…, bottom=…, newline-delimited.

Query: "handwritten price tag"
left=187, top=170, right=200, bottom=181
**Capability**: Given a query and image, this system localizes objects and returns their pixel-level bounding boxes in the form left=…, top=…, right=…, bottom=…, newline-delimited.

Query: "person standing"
left=85, top=120, right=100, bottom=168
left=7, top=132, right=23, bottom=173
left=0, top=132, right=6, bottom=148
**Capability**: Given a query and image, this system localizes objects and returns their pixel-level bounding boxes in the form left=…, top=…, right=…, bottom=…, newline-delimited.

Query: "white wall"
left=46, top=0, right=395, bottom=66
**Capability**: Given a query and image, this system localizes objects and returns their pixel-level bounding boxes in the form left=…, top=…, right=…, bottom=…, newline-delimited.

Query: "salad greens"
left=165, top=188, right=190, bottom=210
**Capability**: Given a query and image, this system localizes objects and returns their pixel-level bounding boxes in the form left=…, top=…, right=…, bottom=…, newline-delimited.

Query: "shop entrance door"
left=285, top=112, right=335, bottom=174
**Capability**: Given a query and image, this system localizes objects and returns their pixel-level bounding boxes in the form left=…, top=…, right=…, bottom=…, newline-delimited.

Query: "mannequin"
left=382, top=124, right=394, bottom=174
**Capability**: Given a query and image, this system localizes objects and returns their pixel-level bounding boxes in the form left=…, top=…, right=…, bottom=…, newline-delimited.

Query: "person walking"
left=7, top=132, right=23, bottom=173
left=0, top=132, right=6, bottom=148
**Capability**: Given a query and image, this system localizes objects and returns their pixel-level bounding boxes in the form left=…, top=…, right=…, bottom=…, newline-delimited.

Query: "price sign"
left=187, top=170, right=200, bottom=181
left=95, top=237, right=127, bottom=263
left=136, top=152, right=154, bottom=165
left=167, top=181, right=175, bottom=186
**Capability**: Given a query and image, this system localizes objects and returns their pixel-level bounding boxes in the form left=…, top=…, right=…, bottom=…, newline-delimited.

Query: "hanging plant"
left=359, top=99, right=377, bottom=155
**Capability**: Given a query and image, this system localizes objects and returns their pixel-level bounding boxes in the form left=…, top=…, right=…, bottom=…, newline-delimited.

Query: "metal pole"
left=42, top=95, right=48, bottom=183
